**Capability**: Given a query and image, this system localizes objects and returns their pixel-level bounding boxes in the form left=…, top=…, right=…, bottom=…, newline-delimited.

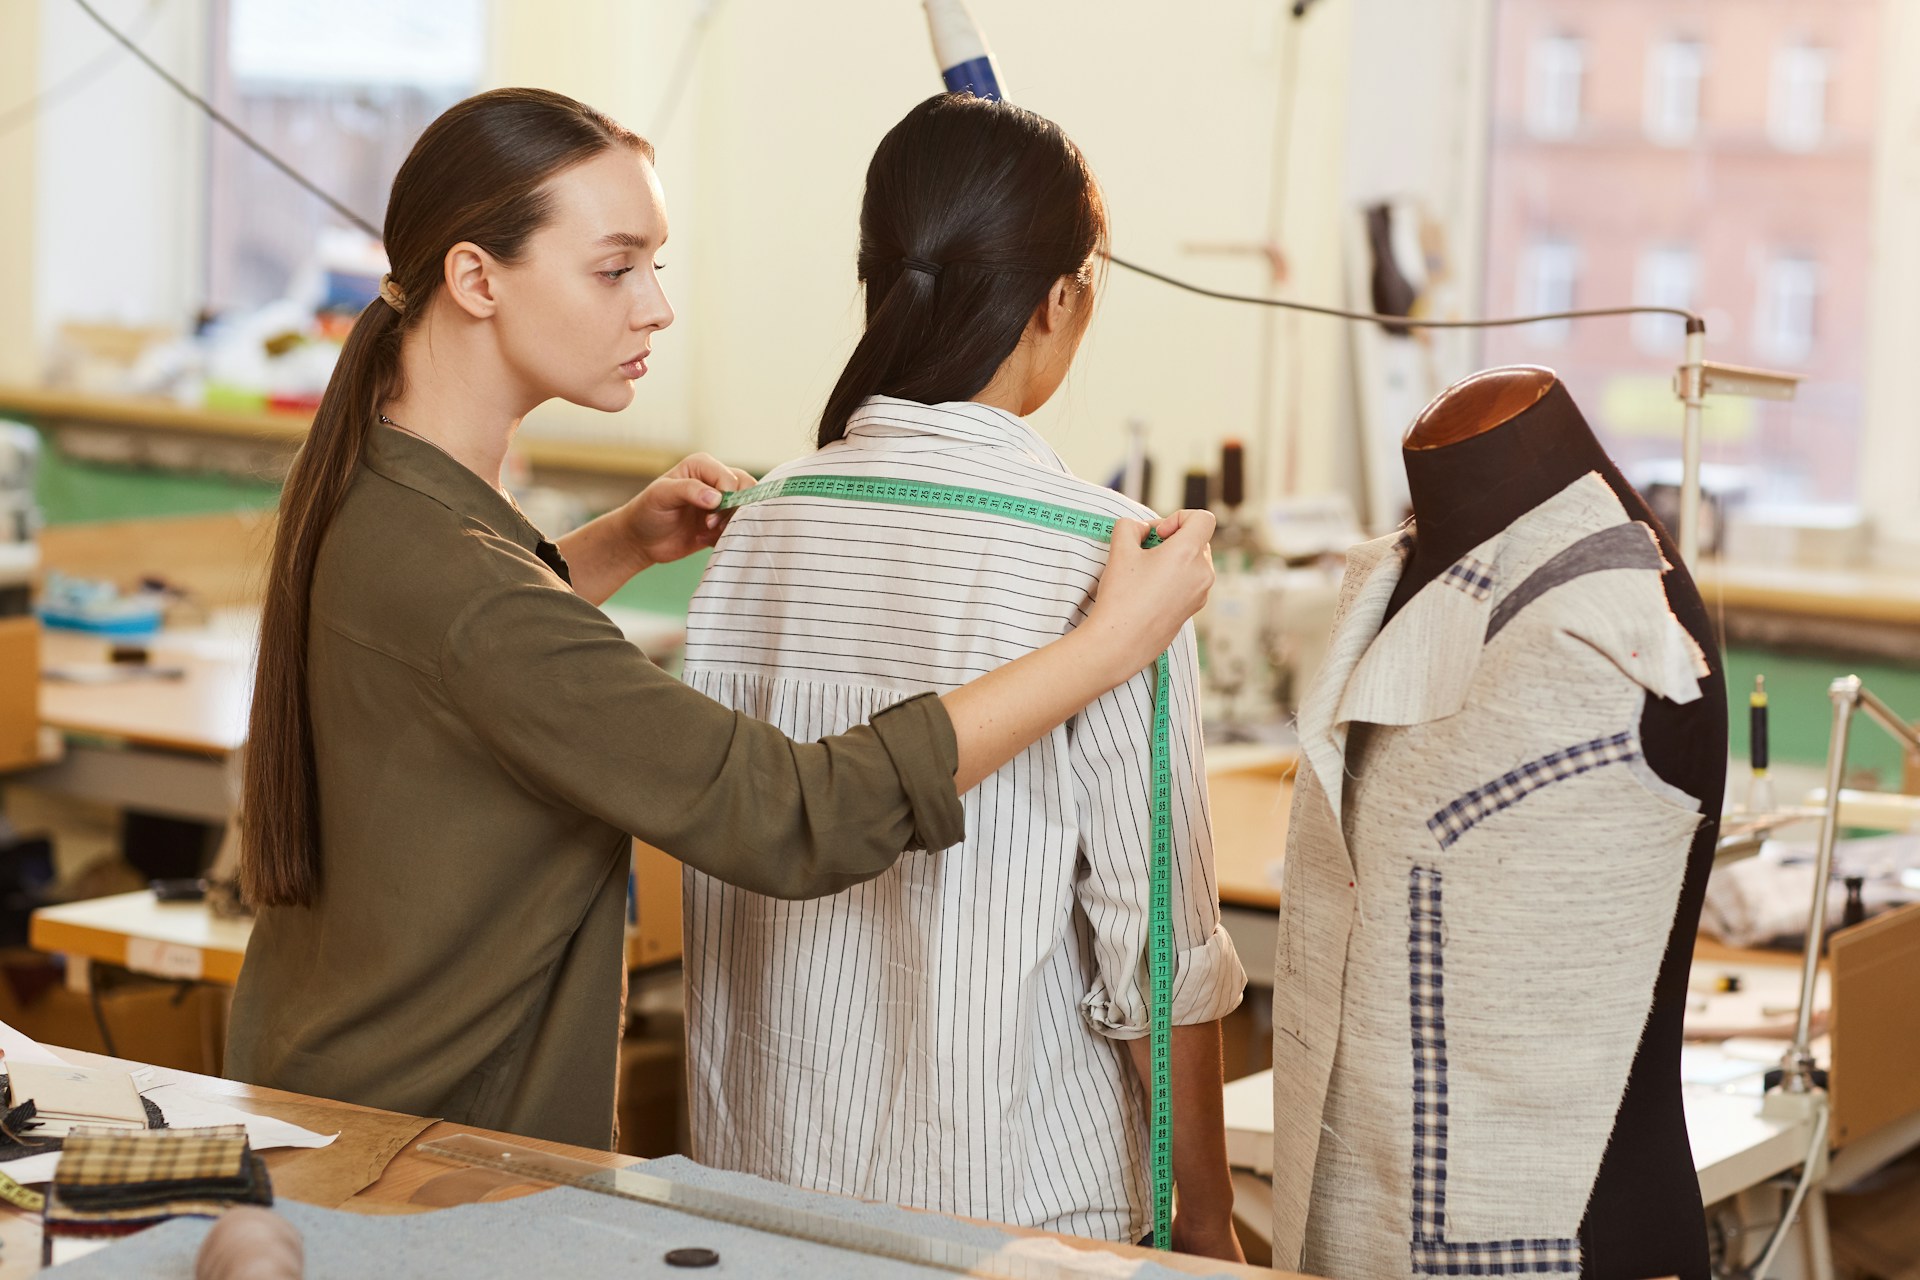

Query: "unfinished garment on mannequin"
left=1270, top=367, right=1727, bottom=1280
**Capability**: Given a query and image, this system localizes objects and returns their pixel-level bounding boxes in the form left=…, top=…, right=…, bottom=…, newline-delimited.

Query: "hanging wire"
left=649, top=0, right=724, bottom=139
left=0, top=0, right=169, bottom=139
left=62, top=0, right=1707, bottom=342
left=68, top=0, right=383, bottom=239
left=1106, top=252, right=1704, bottom=333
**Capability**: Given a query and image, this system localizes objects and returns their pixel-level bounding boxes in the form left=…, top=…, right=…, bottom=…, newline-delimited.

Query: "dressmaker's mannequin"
left=1385, top=366, right=1725, bottom=1280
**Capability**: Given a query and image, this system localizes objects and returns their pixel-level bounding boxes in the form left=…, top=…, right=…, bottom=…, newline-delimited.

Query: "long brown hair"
left=817, top=93, right=1107, bottom=446
left=242, top=88, right=650, bottom=908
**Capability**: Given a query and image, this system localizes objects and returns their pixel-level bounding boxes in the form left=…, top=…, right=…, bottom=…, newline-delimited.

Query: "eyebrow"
left=595, top=232, right=658, bottom=251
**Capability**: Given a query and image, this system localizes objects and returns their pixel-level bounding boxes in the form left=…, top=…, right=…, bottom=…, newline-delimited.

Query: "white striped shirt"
left=679, top=396, right=1245, bottom=1241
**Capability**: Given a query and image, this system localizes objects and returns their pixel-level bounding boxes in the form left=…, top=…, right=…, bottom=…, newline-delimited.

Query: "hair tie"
left=377, top=273, right=408, bottom=313
left=900, top=257, right=943, bottom=280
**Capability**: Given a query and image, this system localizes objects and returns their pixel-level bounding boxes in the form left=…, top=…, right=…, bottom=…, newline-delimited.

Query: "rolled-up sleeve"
left=1070, top=624, right=1247, bottom=1039
left=440, top=576, right=963, bottom=900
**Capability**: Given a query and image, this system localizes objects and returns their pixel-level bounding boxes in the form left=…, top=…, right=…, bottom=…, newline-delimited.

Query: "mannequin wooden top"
left=1404, top=365, right=1555, bottom=450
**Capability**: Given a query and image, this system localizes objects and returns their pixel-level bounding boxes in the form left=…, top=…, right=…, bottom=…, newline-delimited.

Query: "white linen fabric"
left=680, top=396, right=1245, bottom=1242
left=1271, top=472, right=1710, bottom=1279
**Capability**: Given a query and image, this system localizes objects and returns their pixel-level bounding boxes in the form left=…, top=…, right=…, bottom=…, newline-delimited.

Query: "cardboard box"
left=0, top=617, right=40, bottom=772
left=616, top=1018, right=686, bottom=1159
left=0, top=949, right=227, bottom=1075
left=626, top=840, right=683, bottom=970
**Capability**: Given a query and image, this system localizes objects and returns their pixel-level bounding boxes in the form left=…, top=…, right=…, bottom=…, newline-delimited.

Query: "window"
left=1526, top=34, right=1585, bottom=138
left=1644, top=39, right=1704, bottom=145
left=205, top=0, right=489, bottom=312
left=1757, top=255, right=1818, bottom=364
left=1633, top=247, right=1699, bottom=354
left=1769, top=45, right=1829, bottom=151
left=1517, top=239, right=1578, bottom=346
left=1485, top=0, right=1874, bottom=507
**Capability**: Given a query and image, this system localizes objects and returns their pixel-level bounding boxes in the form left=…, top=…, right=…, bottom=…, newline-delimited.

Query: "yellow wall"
left=492, top=0, right=1362, bottom=505
left=0, top=2, right=40, bottom=384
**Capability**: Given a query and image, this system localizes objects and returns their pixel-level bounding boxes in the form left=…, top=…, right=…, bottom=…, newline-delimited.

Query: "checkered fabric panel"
left=1427, top=731, right=1639, bottom=850
left=1440, top=557, right=1496, bottom=601
left=55, top=1125, right=250, bottom=1189
left=1407, top=868, right=1582, bottom=1276
left=1411, top=1237, right=1584, bottom=1275
left=1408, top=868, right=1449, bottom=1242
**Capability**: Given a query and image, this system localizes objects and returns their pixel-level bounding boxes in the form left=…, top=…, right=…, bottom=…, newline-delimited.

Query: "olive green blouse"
left=226, top=425, right=963, bottom=1148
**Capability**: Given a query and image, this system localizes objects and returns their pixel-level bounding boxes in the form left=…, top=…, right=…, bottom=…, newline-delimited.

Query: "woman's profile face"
left=491, top=148, right=675, bottom=413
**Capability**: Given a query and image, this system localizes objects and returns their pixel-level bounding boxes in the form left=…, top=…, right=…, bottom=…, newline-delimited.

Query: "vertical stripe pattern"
left=679, top=397, right=1245, bottom=1241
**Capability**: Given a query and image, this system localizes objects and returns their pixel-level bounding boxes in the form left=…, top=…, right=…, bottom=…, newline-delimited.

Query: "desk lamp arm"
left=1781, top=676, right=1920, bottom=1091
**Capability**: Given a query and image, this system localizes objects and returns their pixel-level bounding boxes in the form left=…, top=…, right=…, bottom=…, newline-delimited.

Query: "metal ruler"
left=718, top=474, right=1176, bottom=1248
left=419, top=1134, right=1128, bottom=1278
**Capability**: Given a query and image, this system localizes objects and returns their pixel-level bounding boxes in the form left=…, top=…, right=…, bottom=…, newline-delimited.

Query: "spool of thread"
left=1842, top=875, right=1867, bottom=930
left=1183, top=471, right=1210, bottom=512
left=1220, top=440, right=1245, bottom=511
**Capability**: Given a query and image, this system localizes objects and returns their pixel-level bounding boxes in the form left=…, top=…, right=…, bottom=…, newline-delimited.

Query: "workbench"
left=0, top=383, right=684, bottom=484
left=0, top=1046, right=1309, bottom=1279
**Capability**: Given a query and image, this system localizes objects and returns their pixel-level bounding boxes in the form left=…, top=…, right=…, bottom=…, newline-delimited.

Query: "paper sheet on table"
left=0, top=1016, right=79, bottom=1068
left=0, top=1022, right=335, bottom=1184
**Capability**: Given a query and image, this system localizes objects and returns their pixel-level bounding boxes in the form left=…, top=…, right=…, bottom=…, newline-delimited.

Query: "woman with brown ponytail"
left=225, top=87, right=1215, bottom=1150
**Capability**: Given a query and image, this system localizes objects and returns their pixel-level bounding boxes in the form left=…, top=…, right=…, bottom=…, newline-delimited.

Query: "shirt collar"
left=842, top=396, right=1071, bottom=474
left=363, top=424, right=572, bottom=582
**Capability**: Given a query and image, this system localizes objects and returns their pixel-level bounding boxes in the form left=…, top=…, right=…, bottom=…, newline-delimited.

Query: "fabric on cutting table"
left=55, top=1124, right=248, bottom=1188
left=0, top=1095, right=167, bottom=1161
left=1270, top=472, right=1710, bottom=1279
left=679, top=396, right=1246, bottom=1242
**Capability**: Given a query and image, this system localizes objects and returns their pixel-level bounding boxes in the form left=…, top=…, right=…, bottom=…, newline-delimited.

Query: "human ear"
left=1035, top=276, right=1076, bottom=336
left=443, top=242, right=498, bottom=320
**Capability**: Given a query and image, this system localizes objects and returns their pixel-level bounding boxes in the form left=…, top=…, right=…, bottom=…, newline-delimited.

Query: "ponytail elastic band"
left=901, top=257, right=943, bottom=280
left=377, top=273, right=408, bottom=313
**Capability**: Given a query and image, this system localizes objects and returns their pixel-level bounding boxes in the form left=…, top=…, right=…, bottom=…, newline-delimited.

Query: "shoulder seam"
left=316, top=616, right=442, bottom=681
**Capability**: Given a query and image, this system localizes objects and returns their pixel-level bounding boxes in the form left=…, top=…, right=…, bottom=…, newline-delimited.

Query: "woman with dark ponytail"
left=228, top=88, right=1215, bottom=1151
left=680, top=94, right=1246, bottom=1259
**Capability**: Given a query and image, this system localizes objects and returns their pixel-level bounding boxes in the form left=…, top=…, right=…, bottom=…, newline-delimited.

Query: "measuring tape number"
left=719, top=474, right=1178, bottom=1250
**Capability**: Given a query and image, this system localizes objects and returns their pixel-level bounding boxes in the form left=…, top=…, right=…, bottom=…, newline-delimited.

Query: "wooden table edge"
left=28, top=911, right=246, bottom=986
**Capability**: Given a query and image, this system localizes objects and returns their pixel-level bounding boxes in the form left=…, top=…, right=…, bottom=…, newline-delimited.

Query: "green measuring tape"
left=718, top=473, right=1177, bottom=1249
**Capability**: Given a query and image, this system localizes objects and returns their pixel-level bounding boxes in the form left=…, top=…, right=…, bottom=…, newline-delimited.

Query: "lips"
left=620, top=352, right=649, bottom=379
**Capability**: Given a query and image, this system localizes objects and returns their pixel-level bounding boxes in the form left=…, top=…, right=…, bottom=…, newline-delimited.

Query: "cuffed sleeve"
left=439, top=575, right=964, bottom=901
left=1081, top=921, right=1246, bottom=1038
left=1068, top=624, right=1248, bottom=1040
left=866, top=691, right=965, bottom=853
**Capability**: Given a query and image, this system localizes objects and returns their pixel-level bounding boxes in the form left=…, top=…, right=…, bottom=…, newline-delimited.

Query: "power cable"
left=1105, top=251, right=1703, bottom=332
left=649, top=0, right=723, bottom=139
left=62, top=0, right=1706, bottom=339
left=68, top=0, right=382, bottom=238
left=0, top=0, right=169, bottom=140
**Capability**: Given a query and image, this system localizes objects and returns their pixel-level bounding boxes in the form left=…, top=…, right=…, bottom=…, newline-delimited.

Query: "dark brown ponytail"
left=817, top=93, right=1107, bottom=447
left=241, top=88, right=650, bottom=908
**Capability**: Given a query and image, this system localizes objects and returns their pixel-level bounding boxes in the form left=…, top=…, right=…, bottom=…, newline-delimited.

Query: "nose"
left=633, top=275, right=675, bottom=334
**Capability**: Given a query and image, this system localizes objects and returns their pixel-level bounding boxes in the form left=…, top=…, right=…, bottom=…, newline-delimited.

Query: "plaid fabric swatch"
left=0, top=1096, right=166, bottom=1162
left=1427, top=731, right=1639, bottom=850
left=1408, top=868, right=1581, bottom=1276
left=55, top=1124, right=249, bottom=1189
left=1440, top=556, right=1496, bottom=601
left=1408, top=868, right=1448, bottom=1244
